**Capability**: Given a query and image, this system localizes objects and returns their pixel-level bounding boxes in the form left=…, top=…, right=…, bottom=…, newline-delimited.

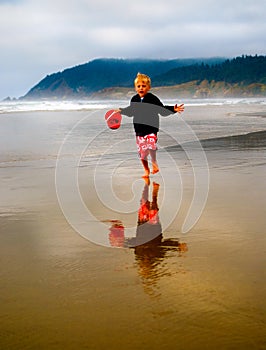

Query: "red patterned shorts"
left=136, top=133, right=157, bottom=160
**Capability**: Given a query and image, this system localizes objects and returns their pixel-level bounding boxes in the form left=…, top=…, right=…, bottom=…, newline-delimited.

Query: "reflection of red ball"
left=105, top=110, right=122, bottom=130
left=109, top=223, right=125, bottom=247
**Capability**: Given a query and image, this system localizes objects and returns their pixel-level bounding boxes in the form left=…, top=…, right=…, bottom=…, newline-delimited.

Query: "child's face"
left=135, top=80, right=150, bottom=98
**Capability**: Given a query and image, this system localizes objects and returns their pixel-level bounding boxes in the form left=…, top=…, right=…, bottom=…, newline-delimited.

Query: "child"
left=118, top=73, right=184, bottom=178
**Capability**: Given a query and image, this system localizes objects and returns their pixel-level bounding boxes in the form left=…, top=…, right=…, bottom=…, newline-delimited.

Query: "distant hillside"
left=22, top=57, right=225, bottom=100
left=22, top=55, right=266, bottom=100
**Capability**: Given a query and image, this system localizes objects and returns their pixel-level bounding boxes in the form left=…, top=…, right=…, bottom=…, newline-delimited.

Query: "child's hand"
left=174, top=104, right=184, bottom=114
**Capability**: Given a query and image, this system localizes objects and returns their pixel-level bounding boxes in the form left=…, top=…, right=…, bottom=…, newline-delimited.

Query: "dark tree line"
left=153, top=55, right=266, bottom=86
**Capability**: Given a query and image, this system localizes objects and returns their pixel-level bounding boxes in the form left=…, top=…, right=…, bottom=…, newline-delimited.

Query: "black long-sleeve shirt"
left=120, top=92, right=176, bottom=137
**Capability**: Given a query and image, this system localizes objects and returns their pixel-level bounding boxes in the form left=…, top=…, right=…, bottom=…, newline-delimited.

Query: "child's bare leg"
left=152, top=182, right=160, bottom=210
left=150, top=150, right=159, bottom=174
left=141, top=159, right=150, bottom=178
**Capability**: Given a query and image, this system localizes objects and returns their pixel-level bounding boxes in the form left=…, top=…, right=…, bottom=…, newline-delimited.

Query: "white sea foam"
left=164, top=97, right=266, bottom=107
left=0, top=97, right=265, bottom=113
left=0, top=100, right=121, bottom=114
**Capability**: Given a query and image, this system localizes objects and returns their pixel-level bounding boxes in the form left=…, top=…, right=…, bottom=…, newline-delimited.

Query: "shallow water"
left=1, top=101, right=266, bottom=349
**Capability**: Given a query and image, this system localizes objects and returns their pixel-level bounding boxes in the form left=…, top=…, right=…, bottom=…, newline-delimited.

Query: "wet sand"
left=1, top=104, right=266, bottom=349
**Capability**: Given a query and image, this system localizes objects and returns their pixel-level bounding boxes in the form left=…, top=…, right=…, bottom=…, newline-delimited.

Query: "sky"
left=0, top=0, right=266, bottom=100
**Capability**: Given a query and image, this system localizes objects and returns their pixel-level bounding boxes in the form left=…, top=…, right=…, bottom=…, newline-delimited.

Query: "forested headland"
left=22, top=55, right=266, bottom=100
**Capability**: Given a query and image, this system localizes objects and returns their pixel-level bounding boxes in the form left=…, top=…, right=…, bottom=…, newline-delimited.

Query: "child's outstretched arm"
left=115, top=106, right=134, bottom=117
left=174, top=104, right=185, bottom=114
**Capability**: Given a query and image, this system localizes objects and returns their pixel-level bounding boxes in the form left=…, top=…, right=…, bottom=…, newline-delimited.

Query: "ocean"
left=0, top=97, right=266, bottom=349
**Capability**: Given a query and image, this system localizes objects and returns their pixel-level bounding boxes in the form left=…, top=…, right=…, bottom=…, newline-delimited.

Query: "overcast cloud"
left=0, top=0, right=265, bottom=100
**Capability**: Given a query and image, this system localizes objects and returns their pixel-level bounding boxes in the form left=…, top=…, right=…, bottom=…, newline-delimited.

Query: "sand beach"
left=0, top=99, right=266, bottom=349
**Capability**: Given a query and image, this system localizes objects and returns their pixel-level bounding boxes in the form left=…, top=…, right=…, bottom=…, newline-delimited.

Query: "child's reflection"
left=107, top=179, right=187, bottom=297
left=130, top=178, right=161, bottom=247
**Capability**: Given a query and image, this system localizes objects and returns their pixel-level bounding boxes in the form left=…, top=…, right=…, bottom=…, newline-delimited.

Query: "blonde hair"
left=134, top=72, right=151, bottom=87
